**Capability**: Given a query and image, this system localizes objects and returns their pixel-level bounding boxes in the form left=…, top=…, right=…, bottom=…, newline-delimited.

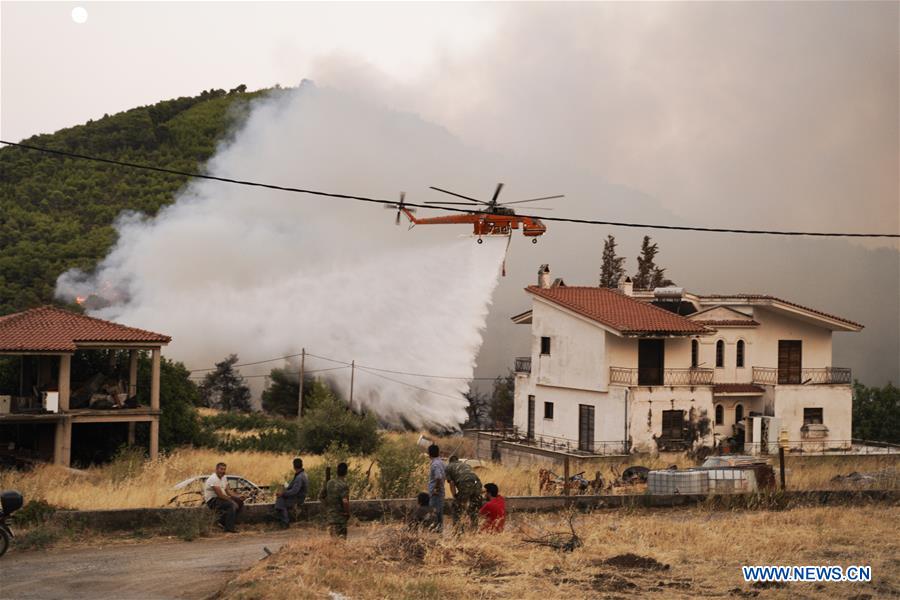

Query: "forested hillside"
left=0, top=85, right=269, bottom=315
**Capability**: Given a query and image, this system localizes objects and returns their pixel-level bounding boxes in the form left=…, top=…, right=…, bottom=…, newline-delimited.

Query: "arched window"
left=716, top=340, right=725, bottom=368
left=691, top=340, right=699, bottom=368
left=736, top=340, right=745, bottom=368
left=715, top=404, right=724, bottom=425
left=735, top=404, right=744, bottom=423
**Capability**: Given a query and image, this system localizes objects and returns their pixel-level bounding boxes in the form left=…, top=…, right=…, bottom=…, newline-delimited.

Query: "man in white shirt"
left=204, top=462, right=244, bottom=532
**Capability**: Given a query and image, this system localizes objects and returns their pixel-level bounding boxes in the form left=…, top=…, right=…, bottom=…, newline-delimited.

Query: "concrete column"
left=58, top=354, right=71, bottom=412
left=128, top=350, right=138, bottom=398
left=54, top=418, right=71, bottom=466
left=149, top=418, right=159, bottom=460
left=150, top=348, right=160, bottom=411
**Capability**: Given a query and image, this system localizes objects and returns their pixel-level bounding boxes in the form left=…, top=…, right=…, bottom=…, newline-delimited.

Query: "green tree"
left=137, top=356, right=202, bottom=450
left=852, top=381, right=900, bottom=443
left=599, top=234, right=627, bottom=288
left=260, top=365, right=320, bottom=417
left=296, top=384, right=381, bottom=454
left=489, top=372, right=515, bottom=427
left=634, top=235, right=675, bottom=290
left=198, top=354, right=252, bottom=412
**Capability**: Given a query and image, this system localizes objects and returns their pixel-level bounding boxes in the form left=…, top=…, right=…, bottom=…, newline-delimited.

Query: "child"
left=407, top=492, right=437, bottom=531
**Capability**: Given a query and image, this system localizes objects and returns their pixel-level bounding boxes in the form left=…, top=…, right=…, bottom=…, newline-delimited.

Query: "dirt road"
left=1, top=529, right=299, bottom=600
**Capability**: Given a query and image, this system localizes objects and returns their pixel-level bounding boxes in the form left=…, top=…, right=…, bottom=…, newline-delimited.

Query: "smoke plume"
left=56, top=84, right=510, bottom=429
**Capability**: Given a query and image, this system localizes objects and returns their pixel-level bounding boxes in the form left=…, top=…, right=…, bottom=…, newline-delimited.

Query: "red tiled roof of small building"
left=0, top=306, right=170, bottom=352
left=699, top=294, right=863, bottom=329
left=526, top=286, right=710, bottom=335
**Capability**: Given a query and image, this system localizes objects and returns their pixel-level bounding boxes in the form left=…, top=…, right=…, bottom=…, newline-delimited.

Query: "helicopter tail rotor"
left=385, top=192, right=416, bottom=225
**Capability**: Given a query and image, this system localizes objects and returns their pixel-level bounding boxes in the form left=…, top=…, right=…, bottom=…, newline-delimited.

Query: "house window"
left=544, top=401, right=554, bottom=419
left=803, top=407, right=823, bottom=425
left=540, top=336, right=551, bottom=355
left=735, top=404, right=744, bottom=423
left=715, top=340, right=725, bottom=368
left=691, top=340, right=699, bottom=368
left=715, top=404, right=724, bottom=425
left=736, top=340, right=745, bottom=368
left=661, top=410, right=684, bottom=440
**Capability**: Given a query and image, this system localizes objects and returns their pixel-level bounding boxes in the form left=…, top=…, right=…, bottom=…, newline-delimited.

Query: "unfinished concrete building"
left=0, top=306, right=170, bottom=467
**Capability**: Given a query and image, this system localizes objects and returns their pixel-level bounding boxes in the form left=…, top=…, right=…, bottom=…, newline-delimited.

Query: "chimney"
left=538, top=264, right=551, bottom=289
left=618, top=276, right=633, bottom=296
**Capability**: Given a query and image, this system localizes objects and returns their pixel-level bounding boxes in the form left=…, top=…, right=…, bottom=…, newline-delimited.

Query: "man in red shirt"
left=479, top=483, right=506, bottom=533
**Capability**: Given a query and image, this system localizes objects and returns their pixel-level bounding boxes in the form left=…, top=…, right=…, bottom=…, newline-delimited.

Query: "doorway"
left=578, top=404, right=595, bottom=452
left=778, top=340, right=802, bottom=384
left=638, top=339, right=665, bottom=385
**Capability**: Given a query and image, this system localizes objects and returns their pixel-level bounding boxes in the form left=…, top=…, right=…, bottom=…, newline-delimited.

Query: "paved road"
left=1, top=529, right=299, bottom=600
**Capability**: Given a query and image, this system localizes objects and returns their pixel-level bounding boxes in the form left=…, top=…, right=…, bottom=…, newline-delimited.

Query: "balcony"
left=752, top=367, right=852, bottom=385
left=514, top=357, right=532, bottom=374
left=609, top=367, right=714, bottom=387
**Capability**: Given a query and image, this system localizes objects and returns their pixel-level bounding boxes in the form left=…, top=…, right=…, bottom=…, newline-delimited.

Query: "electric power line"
left=355, top=365, right=466, bottom=402
left=2, top=140, right=897, bottom=238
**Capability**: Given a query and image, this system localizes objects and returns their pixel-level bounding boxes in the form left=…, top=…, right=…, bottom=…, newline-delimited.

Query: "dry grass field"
left=219, top=505, right=900, bottom=600
left=0, top=432, right=896, bottom=510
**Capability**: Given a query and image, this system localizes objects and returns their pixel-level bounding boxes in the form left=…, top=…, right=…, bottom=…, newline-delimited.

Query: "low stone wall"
left=465, top=431, right=631, bottom=469
left=50, top=489, right=900, bottom=532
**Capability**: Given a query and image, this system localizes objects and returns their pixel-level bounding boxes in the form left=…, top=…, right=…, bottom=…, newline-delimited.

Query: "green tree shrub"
left=375, top=437, right=427, bottom=498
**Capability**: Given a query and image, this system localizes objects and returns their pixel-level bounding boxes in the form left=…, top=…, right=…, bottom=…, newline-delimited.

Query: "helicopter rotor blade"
left=429, top=186, right=490, bottom=205
left=490, top=183, right=505, bottom=204
left=501, top=194, right=565, bottom=205
left=423, top=201, right=480, bottom=205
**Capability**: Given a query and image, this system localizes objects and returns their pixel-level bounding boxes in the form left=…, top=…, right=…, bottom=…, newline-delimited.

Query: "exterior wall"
left=711, top=396, right=764, bottom=440
left=606, top=332, right=636, bottom=370
left=773, top=385, right=852, bottom=447
left=514, top=374, right=625, bottom=452
left=747, top=307, right=834, bottom=371
left=627, top=387, right=715, bottom=453
left=530, top=299, right=610, bottom=391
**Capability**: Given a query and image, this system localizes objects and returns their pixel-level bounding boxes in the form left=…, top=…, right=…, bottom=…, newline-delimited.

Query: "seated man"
left=204, top=462, right=244, bottom=533
left=273, top=458, right=308, bottom=528
left=479, top=483, right=506, bottom=533
left=407, top=492, right=437, bottom=532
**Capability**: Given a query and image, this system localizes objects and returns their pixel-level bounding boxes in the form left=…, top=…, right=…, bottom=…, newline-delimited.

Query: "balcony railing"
left=609, top=367, right=714, bottom=387
left=514, top=357, right=532, bottom=374
left=752, top=367, right=851, bottom=385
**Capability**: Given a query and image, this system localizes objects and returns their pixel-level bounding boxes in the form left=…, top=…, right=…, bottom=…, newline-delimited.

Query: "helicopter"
left=386, top=183, right=563, bottom=244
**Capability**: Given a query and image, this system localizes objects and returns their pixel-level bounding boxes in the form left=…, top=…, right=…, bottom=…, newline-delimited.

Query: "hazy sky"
left=2, top=2, right=898, bottom=385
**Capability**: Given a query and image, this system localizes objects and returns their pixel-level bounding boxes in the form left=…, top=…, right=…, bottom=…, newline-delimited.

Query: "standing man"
left=446, top=455, right=483, bottom=531
left=427, top=444, right=446, bottom=532
left=273, top=457, right=308, bottom=529
left=321, top=462, right=351, bottom=538
left=204, top=462, right=244, bottom=533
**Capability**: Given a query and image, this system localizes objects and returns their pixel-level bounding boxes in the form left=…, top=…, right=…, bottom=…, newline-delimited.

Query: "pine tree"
left=199, top=354, right=252, bottom=412
left=599, top=235, right=627, bottom=288
left=634, top=236, right=676, bottom=290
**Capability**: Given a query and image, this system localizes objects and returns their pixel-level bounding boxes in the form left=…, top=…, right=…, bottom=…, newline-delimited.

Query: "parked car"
left=166, top=475, right=270, bottom=507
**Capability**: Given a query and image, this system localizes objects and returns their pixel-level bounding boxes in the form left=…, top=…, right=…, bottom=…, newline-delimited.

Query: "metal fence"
left=609, top=367, right=714, bottom=386
left=477, top=428, right=627, bottom=456
left=752, top=367, right=852, bottom=385
left=739, top=439, right=900, bottom=456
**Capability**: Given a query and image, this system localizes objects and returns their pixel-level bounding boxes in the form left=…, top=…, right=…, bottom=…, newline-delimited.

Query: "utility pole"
left=297, top=348, right=305, bottom=419
left=349, top=360, right=355, bottom=405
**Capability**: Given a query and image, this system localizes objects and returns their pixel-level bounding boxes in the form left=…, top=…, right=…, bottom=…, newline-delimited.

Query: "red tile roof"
left=526, top=286, right=710, bottom=335
left=713, top=384, right=765, bottom=395
left=699, top=295, right=863, bottom=329
left=695, top=320, right=760, bottom=327
left=0, top=306, right=170, bottom=352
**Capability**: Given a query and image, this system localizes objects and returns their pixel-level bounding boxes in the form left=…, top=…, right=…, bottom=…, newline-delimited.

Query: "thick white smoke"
left=56, top=84, right=509, bottom=429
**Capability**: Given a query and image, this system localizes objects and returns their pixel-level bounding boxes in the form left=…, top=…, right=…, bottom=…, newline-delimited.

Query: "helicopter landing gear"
left=532, top=238, right=538, bottom=244
left=477, top=238, right=483, bottom=244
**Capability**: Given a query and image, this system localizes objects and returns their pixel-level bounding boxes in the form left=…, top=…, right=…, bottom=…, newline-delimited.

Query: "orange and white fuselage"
left=401, top=208, right=546, bottom=240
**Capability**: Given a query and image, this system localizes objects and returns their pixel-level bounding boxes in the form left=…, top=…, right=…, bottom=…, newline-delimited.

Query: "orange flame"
left=75, top=296, right=86, bottom=305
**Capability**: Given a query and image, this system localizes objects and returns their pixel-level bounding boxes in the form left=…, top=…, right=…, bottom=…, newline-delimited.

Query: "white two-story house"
left=511, top=266, right=863, bottom=455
